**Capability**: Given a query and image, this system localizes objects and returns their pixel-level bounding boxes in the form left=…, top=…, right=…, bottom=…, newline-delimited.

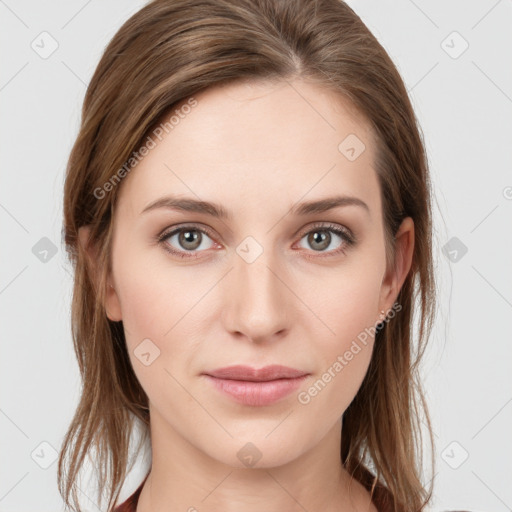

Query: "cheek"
left=112, top=248, right=212, bottom=377
left=113, top=243, right=194, bottom=338
left=307, top=262, right=383, bottom=347
left=113, top=265, right=195, bottom=411
left=297, top=261, right=383, bottom=408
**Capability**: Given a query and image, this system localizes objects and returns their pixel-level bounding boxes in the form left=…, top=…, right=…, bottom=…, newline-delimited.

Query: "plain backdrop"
left=1, top=1, right=511, bottom=511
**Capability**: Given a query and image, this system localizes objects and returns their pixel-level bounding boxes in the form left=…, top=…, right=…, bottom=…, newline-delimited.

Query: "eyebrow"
left=140, top=194, right=370, bottom=218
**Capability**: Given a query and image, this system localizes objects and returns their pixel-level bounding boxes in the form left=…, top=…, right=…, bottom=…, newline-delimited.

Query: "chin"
left=201, top=432, right=309, bottom=470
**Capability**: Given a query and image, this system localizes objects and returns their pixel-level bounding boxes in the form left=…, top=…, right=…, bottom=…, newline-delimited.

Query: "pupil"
left=180, top=230, right=200, bottom=249
left=309, top=230, right=329, bottom=250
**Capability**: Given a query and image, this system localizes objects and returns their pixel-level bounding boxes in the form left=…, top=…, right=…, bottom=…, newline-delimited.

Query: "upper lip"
left=204, top=365, right=309, bottom=382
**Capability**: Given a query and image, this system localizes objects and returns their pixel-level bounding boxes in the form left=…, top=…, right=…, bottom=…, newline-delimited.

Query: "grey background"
left=1, top=0, right=511, bottom=511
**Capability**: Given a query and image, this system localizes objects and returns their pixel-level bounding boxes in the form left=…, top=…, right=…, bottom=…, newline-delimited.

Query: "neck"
left=136, top=406, right=376, bottom=512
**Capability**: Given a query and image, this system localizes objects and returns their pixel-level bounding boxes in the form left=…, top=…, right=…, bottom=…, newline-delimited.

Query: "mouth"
left=202, top=365, right=310, bottom=406
left=204, top=364, right=309, bottom=381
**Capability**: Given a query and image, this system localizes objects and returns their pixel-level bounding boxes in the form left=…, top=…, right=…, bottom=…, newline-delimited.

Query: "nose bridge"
left=223, top=236, right=289, bottom=341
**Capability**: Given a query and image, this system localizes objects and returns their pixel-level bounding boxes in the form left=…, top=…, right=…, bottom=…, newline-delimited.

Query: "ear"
left=78, top=225, right=123, bottom=322
left=378, top=217, right=414, bottom=315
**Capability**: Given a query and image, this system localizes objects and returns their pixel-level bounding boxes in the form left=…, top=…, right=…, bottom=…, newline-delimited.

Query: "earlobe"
left=77, top=225, right=123, bottom=322
left=378, top=217, right=415, bottom=315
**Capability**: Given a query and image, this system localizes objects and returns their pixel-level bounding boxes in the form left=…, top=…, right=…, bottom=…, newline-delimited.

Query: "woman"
left=58, top=0, right=448, bottom=510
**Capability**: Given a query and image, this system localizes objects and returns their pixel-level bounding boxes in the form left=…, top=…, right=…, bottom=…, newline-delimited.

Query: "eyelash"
left=156, top=222, right=356, bottom=260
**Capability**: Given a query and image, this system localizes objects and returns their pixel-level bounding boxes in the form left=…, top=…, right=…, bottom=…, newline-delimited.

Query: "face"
left=84, top=78, right=413, bottom=469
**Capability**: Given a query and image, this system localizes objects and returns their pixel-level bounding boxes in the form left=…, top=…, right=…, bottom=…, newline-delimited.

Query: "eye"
left=295, top=222, right=356, bottom=257
left=157, top=222, right=356, bottom=260
left=157, top=225, right=218, bottom=259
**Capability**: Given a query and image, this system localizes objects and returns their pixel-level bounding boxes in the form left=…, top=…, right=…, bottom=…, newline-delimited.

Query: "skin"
left=80, top=78, right=414, bottom=512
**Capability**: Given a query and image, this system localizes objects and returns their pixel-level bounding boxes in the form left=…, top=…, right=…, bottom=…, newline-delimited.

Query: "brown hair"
left=58, top=0, right=437, bottom=510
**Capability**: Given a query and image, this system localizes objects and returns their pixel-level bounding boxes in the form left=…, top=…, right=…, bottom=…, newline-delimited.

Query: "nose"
left=221, top=244, right=290, bottom=344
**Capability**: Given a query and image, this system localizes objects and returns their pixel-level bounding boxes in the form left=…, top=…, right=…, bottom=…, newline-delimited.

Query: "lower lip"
left=204, top=375, right=308, bottom=406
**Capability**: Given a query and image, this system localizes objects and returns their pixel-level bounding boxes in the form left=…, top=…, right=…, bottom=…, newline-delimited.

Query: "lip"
left=204, top=364, right=308, bottom=381
left=202, top=365, right=309, bottom=406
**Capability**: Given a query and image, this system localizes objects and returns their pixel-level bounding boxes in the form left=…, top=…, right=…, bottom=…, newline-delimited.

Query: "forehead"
left=115, top=78, right=379, bottom=221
